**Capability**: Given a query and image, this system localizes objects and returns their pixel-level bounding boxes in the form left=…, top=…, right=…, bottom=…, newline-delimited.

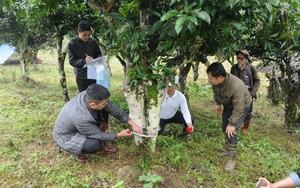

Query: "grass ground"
left=0, top=50, right=299, bottom=187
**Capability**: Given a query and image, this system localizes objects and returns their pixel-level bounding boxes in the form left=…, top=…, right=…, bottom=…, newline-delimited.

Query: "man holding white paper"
left=68, top=20, right=102, bottom=92
left=83, top=56, right=110, bottom=89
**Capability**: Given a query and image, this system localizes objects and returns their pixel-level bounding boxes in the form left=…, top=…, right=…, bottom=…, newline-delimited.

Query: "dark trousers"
left=76, top=78, right=96, bottom=92
left=222, top=107, right=249, bottom=145
left=158, top=111, right=194, bottom=135
left=82, top=138, right=101, bottom=154
left=245, top=100, right=253, bottom=121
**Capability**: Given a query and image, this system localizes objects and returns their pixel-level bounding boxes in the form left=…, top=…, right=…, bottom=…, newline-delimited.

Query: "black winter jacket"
left=67, top=35, right=102, bottom=79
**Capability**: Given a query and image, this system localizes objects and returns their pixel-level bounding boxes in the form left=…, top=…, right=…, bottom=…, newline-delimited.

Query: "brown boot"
left=75, top=155, right=88, bottom=163
left=224, top=144, right=237, bottom=172
left=99, top=122, right=108, bottom=132
left=101, top=141, right=117, bottom=153
left=98, top=122, right=117, bottom=153
left=242, top=119, right=250, bottom=133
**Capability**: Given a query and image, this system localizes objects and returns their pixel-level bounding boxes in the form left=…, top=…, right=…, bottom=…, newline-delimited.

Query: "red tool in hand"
left=186, top=127, right=193, bottom=133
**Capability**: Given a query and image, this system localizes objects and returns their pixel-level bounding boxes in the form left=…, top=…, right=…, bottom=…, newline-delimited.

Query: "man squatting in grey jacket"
left=206, top=62, right=252, bottom=172
left=53, top=84, right=143, bottom=163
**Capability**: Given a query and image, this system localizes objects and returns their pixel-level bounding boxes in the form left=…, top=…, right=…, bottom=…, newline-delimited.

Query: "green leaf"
left=136, top=66, right=147, bottom=79
left=157, top=82, right=165, bottom=90
left=189, top=2, right=198, bottom=9
left=133, top=54, right=140, bottom=63
left=148, top=57, right=157, bottom=64
left=269, top=14, right=274, bottom=24
left=187, top=21, right=195, bottom=33
left=231, top=22, right=244, bottom=30
left=149, top=65, right=163, bottom=71
left=192, top=10, right=211, bottom=24
left=188, top=16, right=198, bottom=25
left=149, top=21, right=163, bottom=35
left=143, top=183, right=153, bottom=188
left=16, top=10, right=27, bottom=19
left=222, top=26, right=231, bottom=35
left=161, top=10, right=178, bottom=21
left=113, top=181, right=124, bottom=187
left=198, top=0, right=205, bottom=6
left=266, top=3, right=272, bottom=13
left=270, top=33, right=279, bottom=38
left=239, top=9, right=246, bottom=16
left=170, top=0, right=179, bottom=6
left=165, top=40, right=173, bottom=49
left=130, top=79, right=138, bottom=87
left=116, top=32, right=126, bottom=43
left=151, top=11, right=161, bottom=18
left=229, top=0, right=239, bottom=9
left=162, top=67, right=173, bottom=73
left=175, top=15, right=187, bottom=35
left=150, top=74, right=161, bottom=80
left=107, top=12, right=126, bottom=21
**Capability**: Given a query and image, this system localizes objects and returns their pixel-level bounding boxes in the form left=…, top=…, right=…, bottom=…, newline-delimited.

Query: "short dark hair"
left=206, top=62, right=226, bottom=77
left=78, top=20, right=91, bottom=32
left=86, top=84, right=111, bottom=103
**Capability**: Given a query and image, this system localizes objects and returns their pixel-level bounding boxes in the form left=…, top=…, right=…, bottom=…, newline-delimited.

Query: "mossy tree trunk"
left=192, top=62, right=200, bottom=81
left=122, top=72, right=165, bottom=151
left=31, top=49, right=39, bottom=69
left=268, top=66, right=281, bottom=105
left=279, top=52, right=300, bottom=128
left=179, top=62, right=192, bottom=96
left=18, top=37, right=32, bottom=81
left=56, top=34, right=69, bottom=102
left=121, top=3, right=166, bottom=150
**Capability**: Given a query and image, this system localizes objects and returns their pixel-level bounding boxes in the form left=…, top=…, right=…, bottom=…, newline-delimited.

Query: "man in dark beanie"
left=231, top=49, right=260, bottom=133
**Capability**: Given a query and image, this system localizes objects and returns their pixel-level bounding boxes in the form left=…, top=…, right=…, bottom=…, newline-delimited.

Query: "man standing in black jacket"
left=67, top=21, right=115, bottom=152
left=68, top=20, right=102, bottom=92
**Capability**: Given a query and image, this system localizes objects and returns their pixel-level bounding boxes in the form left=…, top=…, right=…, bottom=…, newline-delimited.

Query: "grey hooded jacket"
left=53, top=91, right=130, bottom=156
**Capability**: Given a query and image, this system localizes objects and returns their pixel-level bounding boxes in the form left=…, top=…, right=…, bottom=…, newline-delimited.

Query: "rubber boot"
left=99, top=123, right=117, bottom=153
left=217, top=139, right=229, bottom=157
left=224, top=143, right=237, bottom=172
left=242, top=119, right=250, bottom=133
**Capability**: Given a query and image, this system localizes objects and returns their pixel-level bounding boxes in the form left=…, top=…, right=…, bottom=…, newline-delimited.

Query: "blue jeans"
left=222, top=107, right=250, bottom=145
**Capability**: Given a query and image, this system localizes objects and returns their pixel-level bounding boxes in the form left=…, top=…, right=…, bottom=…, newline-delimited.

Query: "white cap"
left=168, top=76, right=179, bottom=86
